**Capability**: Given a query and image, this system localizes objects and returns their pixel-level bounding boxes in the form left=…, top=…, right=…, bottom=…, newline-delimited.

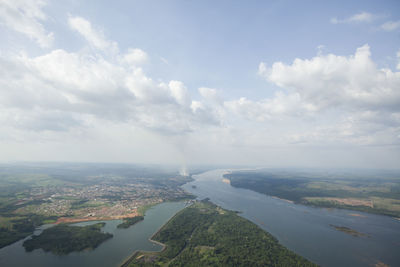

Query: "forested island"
left=330, top=225, right=367, bottom=237
left=125, top=200, right=317, bottom=267
left=117, top=216, right=144, bottom=229
left=224, top=169, right=400, bottom=217
left=23, top=222, right=113, bottom=254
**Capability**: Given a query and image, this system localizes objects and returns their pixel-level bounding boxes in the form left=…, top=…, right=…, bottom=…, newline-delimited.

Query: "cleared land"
left=127, top=200, right=317, bottom=267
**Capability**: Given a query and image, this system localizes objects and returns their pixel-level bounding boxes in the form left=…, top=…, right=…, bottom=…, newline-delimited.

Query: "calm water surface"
left=183, top=169, right=400, bottom=267
left=0, top=202, right=186, bottom=267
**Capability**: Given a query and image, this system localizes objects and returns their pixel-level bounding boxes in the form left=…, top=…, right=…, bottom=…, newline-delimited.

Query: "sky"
left=0, top=0, right=399, bottom=169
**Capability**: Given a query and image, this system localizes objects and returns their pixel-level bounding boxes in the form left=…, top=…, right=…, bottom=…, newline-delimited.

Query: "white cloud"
left=68, top=16, right=118, bottom=53
left=397, top=50, right=400, bottom=70
left=381, top=20, right=400, bottom=31
left=0, top=15, right=224, bottom=136
left=1, top=9, right=399, bottom=167
left=225, top=45, right=400, bottom=147
left=0, top=0, right=53, bottom=47
left=331, top=11, right=376, bottom=24
left=259, top=44, right=400, bottom=112
left=169, top=80, right=191, bottom=106
left=121, top=48, right=148, bottom=66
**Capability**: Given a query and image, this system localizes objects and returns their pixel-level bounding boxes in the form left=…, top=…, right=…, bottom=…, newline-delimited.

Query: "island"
left=124, top=200, right=317, bottom=266
left=117, top=216, right=144, bottom=229
left=23, top=222, right=113, bottom=254
left=329, top=225, right=366, bottom=237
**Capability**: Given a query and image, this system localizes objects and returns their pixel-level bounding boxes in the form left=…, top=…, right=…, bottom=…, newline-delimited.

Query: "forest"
left=117, top=216, right=144, bottom=229
left=128, top=200, right=317, bottom=266
left=23, top=222, right=113, bottom=254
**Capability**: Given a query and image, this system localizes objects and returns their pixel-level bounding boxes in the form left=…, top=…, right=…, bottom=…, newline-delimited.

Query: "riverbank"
left=180, top=169, right=400, bottom=267
left=119, top=201, right=192, bottom=267
left=126, top=200, right=317, bottom=266
left=224, top=170, right=400, bottom=218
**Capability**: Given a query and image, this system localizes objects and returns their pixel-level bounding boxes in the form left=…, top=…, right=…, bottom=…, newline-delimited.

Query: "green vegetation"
left=224, top=169, right=400, bottom=217
left=0, top=214, right=57, bottom=249
left=117, top=216, right=144, bottom=229
left=23, top=223, right=113, bottom=254
left=128, top=200, right=317, bottom=267
left=329, top=225, right=366, bottom=237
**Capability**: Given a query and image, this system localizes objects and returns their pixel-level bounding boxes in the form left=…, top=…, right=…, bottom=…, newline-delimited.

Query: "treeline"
left=117, top=216, right=144, bottom=229
left=130, top=201, right=317, bottom=266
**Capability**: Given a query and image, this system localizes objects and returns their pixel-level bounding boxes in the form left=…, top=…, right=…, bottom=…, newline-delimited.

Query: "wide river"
left=1, top=169, right=399, bottom=267
left=183, top=169, right=400, bottom=267
left=0, top=202, right=186, bottom=267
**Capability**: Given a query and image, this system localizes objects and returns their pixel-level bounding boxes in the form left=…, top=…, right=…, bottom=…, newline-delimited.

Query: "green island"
left=23, top=222, right=113, bottom=254
left=329, top=225, right=366, bottom=237
left=125, top=200, right=317, bottom=267
left=117, top=216, right=144, bottom=229
left=224, top=169, right=400, bottom=217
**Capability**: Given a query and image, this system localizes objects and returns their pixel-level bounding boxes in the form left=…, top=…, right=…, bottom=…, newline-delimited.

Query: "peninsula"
left=125, top=200, right=317, bottom=266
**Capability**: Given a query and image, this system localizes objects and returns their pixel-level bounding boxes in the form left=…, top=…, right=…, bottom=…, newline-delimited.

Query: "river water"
left=0, top=202, right=186, bottom=267
left=182, top=169, right=400, bottom=267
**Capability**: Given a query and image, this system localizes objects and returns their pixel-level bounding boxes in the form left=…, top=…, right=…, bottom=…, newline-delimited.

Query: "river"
left=1, top=169, right=399, bottom=267
left=0, top=202, right=186, bottom=267
left=182, top=169, right=400, bottom=267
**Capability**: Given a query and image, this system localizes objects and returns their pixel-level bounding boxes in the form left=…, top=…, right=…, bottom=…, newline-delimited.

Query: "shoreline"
left=270, top=195, right=294, bottom=204
left=119, top=201, right=192, bottom=267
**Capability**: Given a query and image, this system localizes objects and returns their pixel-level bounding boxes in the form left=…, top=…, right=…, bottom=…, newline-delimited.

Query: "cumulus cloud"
left=0, top=0, right=53, bottom=47
left=1, top=6, right=399, bottom=166
left=221, top=45, right=400, bottom=147
left=330, top=11, right=376, bottom=24
left=0, top=15, right=224, bottom=136
left=259, top=44, right=400, bottom=112
left=381, top=20, right=400, bottom=31
left=254, top=45, right=400, bottom=146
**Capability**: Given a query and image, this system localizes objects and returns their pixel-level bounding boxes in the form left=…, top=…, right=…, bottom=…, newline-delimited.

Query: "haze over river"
left=183, top=170, right=400, bottom=267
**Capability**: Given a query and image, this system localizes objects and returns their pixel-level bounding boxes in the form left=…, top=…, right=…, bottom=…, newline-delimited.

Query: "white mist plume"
left=179, top=165, right=189, bottom=176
